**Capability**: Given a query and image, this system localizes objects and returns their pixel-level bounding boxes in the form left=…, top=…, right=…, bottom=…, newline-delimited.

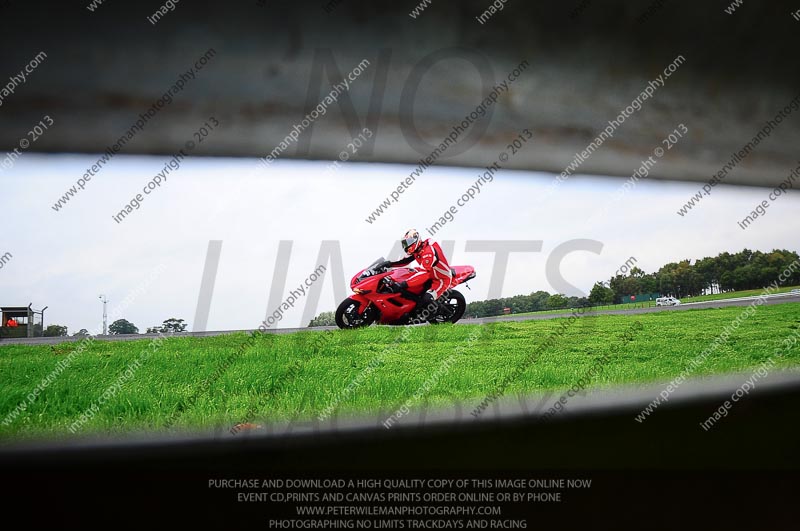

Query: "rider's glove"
left=385, top=280, right=407, bottom=293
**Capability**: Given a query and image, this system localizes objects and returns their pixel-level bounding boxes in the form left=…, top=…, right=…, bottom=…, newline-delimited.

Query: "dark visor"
left=402, top=236, right=418, bottom=251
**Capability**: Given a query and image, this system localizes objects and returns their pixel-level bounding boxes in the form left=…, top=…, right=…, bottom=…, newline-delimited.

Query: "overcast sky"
left=0, top=153, right=797, bottom=333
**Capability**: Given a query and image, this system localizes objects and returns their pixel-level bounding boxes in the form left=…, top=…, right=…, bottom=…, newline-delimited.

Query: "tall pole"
left=99, top=295, right=108, bottom=335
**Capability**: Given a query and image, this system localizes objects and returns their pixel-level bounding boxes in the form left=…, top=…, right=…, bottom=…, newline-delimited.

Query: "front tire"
left=428, top=290, right=466, bottom=324
left=335, top=298, right=377, bottom=329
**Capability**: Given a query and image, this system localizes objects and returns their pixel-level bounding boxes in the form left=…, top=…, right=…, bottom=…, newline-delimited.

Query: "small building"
left=1, top=304, right=47, bottom=339
left=503, top=307, right=512, bottom=315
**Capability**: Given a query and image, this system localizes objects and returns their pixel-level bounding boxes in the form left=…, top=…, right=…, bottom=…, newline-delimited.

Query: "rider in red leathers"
left=386, top=229, right=453, bottom=309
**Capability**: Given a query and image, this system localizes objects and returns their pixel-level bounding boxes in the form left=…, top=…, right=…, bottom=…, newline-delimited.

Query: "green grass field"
left=2, top=303, right=799, bottom=440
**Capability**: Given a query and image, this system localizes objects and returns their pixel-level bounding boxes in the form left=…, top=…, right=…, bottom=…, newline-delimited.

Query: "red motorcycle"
left=335, top=257, right=476, bottom=329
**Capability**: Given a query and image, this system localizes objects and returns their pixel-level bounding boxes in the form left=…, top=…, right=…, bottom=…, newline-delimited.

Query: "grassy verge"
left=499, top=285, right=800, bottom=318
left=499, top=301, right=651, bottom=318
left=2, top=303, right=799, bottom=439
left=681, top=285, right=800, bottom=303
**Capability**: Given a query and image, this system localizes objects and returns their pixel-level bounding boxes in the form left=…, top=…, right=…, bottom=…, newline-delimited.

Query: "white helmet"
left=401, top=229, right=422, bottom=254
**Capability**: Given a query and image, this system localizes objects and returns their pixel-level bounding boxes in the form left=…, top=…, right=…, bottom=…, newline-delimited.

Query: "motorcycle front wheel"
left=335, top=298, right=378, bottom=329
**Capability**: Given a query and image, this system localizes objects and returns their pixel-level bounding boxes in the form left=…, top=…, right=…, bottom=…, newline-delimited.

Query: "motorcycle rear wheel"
left=428, top=290, right=466, bottom=324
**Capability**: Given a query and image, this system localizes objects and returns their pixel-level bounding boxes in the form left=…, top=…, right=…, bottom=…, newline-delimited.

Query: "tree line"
left=466, top=248, right=800, bottom=318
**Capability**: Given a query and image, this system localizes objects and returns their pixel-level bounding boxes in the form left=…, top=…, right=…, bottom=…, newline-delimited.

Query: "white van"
left=656, top=296, right=681, bottom=306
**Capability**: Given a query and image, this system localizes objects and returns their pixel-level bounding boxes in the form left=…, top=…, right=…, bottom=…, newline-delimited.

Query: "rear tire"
left=335, top=298, right=377, bottom=329
left=428, top=290, right=466, bottom=324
